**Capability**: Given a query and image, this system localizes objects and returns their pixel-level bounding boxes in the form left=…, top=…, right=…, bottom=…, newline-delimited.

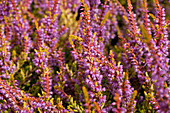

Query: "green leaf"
left=101, top=11, right=110, bottom=25
left=38, top=107, right=42, bottom=113
left=82, top=86, right=89, bottom=102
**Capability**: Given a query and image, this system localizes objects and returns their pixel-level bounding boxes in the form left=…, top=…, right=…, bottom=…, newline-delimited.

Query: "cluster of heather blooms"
left=0, top=0, right=170, bottom=112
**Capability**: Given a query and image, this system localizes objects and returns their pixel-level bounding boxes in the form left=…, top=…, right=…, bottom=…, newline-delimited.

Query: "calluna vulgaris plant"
left=0, top=0, right=169, bottom=112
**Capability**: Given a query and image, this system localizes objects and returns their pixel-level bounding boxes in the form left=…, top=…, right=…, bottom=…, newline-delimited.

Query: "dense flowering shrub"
left=0, top=0, right=169, bottom=112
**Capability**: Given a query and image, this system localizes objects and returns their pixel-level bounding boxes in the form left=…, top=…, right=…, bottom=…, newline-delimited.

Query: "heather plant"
left=0, top=0, right=169, bottom=113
